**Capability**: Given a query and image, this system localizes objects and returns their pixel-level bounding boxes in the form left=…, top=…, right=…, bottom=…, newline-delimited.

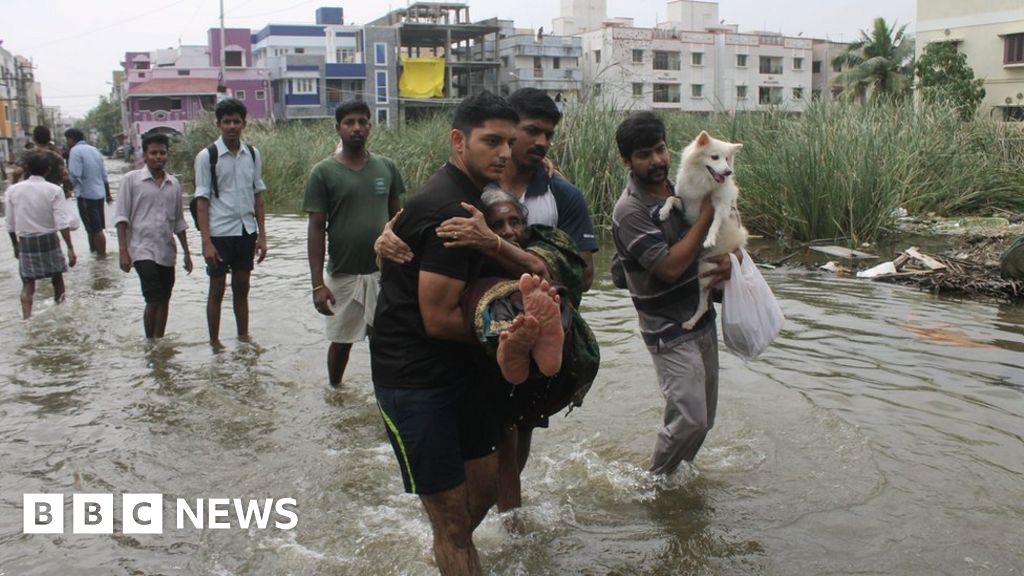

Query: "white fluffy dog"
left=658, top=130, right=749, bottom=329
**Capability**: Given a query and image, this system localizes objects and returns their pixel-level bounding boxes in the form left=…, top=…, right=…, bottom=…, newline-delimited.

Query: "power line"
left=177, top=0, right=213, bottom=46
left=227, top=0, right=320, bottom=21
left=23, top=0, right=192, bottom=51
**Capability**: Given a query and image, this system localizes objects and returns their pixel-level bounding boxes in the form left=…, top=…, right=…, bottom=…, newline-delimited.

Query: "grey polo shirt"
left=113, top=167, right=187, bottom=267
left=193, top=137, right=266, bottom=237
left=611, top=175, right=712, bottom=346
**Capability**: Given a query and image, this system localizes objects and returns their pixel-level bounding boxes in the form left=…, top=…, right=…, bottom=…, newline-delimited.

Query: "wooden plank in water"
left=904, top=246, right=947, bottom=271
left=809, top=245, right=879, bottom=259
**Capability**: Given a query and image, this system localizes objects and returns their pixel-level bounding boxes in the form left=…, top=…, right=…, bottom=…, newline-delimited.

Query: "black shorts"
left=77, top=198, right=106, bottom=234
left=206, top=231, right=257, bottom=277
left=374, top=378, right=501, bottom=495
left=134, top=260, right=175, bottom=303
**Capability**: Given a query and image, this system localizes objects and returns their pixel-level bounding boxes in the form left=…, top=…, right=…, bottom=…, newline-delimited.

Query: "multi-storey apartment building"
left=368, top=2, right=501, bottom=122
left=252, top=7, right=368, bottom=121
left=15, top=56, right=43, bottom=136
left=489, top=19, right=583, bottom=102
left=917, top=0, right=1024, bottom=120
left=811, top=40, right=847, bottom=100
left=577, top=1, right=812, bottom=113
left=121, top=28, right=272, bottom=152
left=0, top=45, right=19, bottom=160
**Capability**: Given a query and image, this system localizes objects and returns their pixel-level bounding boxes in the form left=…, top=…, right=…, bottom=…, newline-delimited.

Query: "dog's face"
left=682, top=131, right=743, bottom=185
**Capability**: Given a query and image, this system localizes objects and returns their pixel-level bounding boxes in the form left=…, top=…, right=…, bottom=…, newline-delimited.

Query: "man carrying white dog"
left=611, top=112, right=733, bottom=475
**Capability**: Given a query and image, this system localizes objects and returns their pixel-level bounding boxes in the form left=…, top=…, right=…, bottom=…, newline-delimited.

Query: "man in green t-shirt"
left=305, top=100, right=405, bottom=387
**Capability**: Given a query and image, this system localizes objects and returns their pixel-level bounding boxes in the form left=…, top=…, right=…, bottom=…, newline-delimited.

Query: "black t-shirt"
left=371, top=162, right=490, bottom=388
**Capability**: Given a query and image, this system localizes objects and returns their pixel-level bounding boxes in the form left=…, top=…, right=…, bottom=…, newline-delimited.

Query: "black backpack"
left=189, top=142, right=257, bottom=229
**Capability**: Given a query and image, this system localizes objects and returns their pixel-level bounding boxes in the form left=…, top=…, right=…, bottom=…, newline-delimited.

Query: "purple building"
left=121, top=28, right=272, bottom=154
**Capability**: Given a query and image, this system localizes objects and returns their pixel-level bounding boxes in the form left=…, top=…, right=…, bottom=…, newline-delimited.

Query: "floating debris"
left=866, top=245, right=1023, bottom=301
left=809, top=245, right=878, bottom=260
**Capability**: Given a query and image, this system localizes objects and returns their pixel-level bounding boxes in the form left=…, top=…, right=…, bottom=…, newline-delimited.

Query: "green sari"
left=462, top=225, right=600, bottom=423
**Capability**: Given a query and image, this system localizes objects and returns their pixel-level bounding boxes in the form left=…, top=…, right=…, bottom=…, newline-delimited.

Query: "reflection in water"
left=0, top=209, right=1022, bottom=575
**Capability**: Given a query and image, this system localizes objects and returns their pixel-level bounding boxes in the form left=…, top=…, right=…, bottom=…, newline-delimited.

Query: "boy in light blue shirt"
left=193, top=98, right=268, bottom=344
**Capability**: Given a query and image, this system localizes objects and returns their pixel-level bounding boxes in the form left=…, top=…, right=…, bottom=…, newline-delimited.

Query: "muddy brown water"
left=0, top=161, right=1022, bottom=575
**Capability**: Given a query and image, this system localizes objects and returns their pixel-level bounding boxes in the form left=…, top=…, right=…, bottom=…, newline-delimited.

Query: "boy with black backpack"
left=193, top=98, right=268, bottom=344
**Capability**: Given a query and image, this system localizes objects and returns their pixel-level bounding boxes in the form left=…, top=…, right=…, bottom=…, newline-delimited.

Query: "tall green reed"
left=168, top=102, right=1024, bottom=243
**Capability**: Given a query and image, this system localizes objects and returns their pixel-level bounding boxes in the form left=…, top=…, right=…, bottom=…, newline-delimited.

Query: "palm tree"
left=832, top=18, right=915, bottom=102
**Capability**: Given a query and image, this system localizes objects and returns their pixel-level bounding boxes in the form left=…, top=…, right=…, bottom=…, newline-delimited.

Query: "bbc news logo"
left=23, top=494, right=298, bottom=534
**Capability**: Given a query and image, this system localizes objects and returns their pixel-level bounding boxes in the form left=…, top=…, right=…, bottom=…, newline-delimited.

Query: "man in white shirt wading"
left=5, top=152, right=77, bottom=319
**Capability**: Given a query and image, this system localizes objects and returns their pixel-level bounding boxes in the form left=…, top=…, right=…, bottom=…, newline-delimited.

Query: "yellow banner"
left=399, top=56, right=445, bottom=99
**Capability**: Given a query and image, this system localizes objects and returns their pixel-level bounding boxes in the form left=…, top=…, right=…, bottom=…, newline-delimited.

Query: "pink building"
left=122, top=28, right=272, bottom=153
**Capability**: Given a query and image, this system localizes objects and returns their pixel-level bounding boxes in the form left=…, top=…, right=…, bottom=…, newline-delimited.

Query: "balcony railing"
left=509, top=44, right=582, bottom=58
left=512, top=67, right=581, bottom=82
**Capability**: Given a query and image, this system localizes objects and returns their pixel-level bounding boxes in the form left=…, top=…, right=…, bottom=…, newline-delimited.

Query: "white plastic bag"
left=721, top=248, right=785, bottom=361
left=61, top=197, right=81, bottom=231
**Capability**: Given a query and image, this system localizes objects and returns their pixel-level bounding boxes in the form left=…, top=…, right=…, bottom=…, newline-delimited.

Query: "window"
left=632, top=82, right=644, bottom=97
left=534, top=56, right=542, bottom=70
left=594, top=49, right=601, bottom=63
left=691, top=84, right=703, bottom=98
left=295, top=47, right=305, bottom=54
left=255, top=90, right=265, bottom=101
left=653, top=51, right=681, bottom=71
left=833, top=60, right=842, bottom=73
left=375, top=43, right=387, bottom=66
left=593, top=83, right=602, bottom=97
left=759, top=56, right=783, bottom=74
left=653, top=83, right=680, bottom=103
left=793, top=57, right=804, bottom=71
left=736, top=54, right=747, bottom=67
left=1005, top=33, right=1024, bottom=65
left=133, top=61, right=150, bottom=70
left=759, top=86, right=783, bottom=104
left=692, top=52, right=703, bottom=66
left=235, top=90, right=245, bottom=101
left=377, top=107, right=389, bottom=126
left=792, top=87, right=804, bottom=100
left=553, top=57, right=561, bottom=69
left=177, top=69, right=191, bottom=76
left=138, top=97, right=181, bottom=111
left=225, top=50, right=243, bottom=67
left=737, top=85, right=748, bottom=99
left=293, top=79, right=316, bottom=94
left=632, top=49, right=644, bottom=63
left=337, top=48, right=356, bottom=63
left=812, top=60, right=822, bottom=73
left=376, top=71, right=388, bottom=103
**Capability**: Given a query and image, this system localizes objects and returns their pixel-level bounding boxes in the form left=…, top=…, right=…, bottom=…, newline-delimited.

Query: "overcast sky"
left=2, top=0, right=916, bottom=118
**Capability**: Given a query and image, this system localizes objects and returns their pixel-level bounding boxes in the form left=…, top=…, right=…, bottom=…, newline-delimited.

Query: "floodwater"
left=1, top=161, right=1022, bottom=575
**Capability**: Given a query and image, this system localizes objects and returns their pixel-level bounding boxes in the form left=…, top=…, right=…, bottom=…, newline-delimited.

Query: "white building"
left=251, top=7, right=367, bottom=121
left=811, top=40, right=847, bottom=100
left=489, top=19, right=583, bottom=102
left=917, top=0, right=1024, bottom=120
left=553, top=0, right=608, bottom=36
left=575, top=1, right=813, bottom=113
